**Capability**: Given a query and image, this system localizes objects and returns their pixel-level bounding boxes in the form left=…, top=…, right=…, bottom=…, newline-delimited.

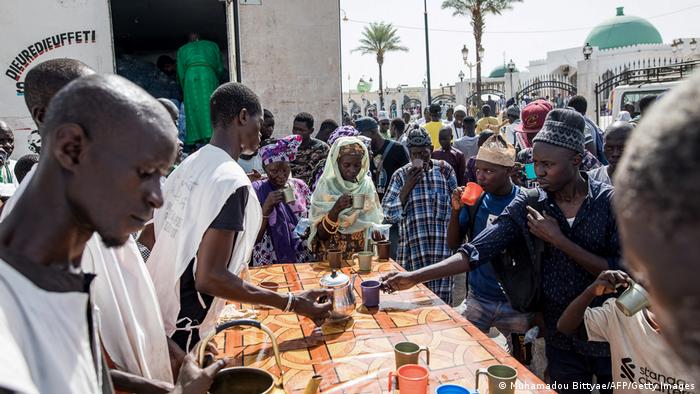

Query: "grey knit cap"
left=406, top=127, right=433, bottom=147
left=532, top=108, right=586, bottom=154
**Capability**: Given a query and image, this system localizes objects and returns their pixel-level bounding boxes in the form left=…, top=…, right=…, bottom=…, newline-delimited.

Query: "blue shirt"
left=458, top=185, right=520, bottom=302
left=460, top=174, right=620, bottom=356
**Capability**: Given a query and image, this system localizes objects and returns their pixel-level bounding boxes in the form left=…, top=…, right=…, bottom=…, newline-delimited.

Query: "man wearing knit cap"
left=383, top=108, right=620, bottom=393
left=516, top=100, right=600, bottom=188
left=382, top=128, right=458, bottom=304
left=447, top=134, right=532, bottom=355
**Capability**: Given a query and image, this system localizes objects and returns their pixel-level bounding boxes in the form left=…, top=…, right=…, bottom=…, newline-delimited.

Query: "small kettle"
left=319, top=270, right=357, bottom=320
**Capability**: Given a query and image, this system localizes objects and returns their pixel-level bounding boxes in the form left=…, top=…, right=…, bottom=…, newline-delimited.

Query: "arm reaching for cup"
left=381, top=252, right=471, bottom=293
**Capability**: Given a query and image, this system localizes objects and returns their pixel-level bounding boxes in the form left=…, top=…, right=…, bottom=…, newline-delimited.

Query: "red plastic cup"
left=388, top=364, right=429, bottom=394
left=461, top=182, right=484, bottom=206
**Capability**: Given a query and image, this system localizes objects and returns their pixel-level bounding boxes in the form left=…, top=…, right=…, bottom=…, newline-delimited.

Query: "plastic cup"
left=436, top=384, right=473, bottom=394
left=388, top=364, right=429, bottom=394
left=361, top=280, right=381, bottom=307
left=461, top=182, right=484, bottom=206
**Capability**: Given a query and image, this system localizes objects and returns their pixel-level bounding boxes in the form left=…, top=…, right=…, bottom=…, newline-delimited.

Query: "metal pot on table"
left=319, top=270, right=357, bottom=320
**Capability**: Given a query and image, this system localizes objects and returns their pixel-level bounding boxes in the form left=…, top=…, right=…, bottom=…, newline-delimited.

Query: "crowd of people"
left=0, top=55, right=699, bottom=394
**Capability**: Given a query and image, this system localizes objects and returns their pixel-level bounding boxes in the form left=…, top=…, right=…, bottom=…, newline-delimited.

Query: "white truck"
left=599, top=81, right=680, bottom=130
left=1, top=0, right=342, bottom=158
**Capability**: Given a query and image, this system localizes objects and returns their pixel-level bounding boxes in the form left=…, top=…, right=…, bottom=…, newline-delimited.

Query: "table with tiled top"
left=213, top=259, right=553, bottom=393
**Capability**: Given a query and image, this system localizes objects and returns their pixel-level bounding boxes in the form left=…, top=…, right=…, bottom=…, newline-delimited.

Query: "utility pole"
left=423, top=0, right=432, bottom=104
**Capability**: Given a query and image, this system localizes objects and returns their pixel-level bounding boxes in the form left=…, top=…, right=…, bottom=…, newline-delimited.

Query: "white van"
left=1, top=0, right=342, bottom=158
left=602, top=81, right=679, bottom=128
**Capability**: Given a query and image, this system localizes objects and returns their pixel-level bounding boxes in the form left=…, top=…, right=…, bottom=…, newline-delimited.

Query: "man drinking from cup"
left=382, top=128, right=458, bottom=304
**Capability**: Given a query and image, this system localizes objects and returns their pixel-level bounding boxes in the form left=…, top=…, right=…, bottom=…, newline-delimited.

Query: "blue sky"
left=340, top=0, right=700, bottom=91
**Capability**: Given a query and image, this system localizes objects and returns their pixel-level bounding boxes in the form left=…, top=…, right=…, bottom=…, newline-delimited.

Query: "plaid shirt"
left=382, top=160, right=458, bottom=304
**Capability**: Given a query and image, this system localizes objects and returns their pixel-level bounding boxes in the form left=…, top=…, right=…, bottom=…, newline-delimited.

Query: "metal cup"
left=352, top=251, right=373, bottom=272
left=374, top=241, right=391, bottom=261
left=475, top=364, right=517, bottom=394
left=352, top=193, right=366, bottom=209
left=326, top=249, right=342, bottom=269
left=393, top=341, right=430, bottom=369
left=282, top=185, right=295, bottom=203
left=615, top=278, right=650, bottom=316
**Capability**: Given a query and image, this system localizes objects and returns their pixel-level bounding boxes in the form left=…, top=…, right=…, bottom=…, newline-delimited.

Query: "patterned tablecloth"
left=214, top=259, right=553, bottom=393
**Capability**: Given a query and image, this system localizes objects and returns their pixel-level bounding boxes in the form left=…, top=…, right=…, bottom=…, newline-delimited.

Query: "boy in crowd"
left=558, top=270, right=696, bottom=393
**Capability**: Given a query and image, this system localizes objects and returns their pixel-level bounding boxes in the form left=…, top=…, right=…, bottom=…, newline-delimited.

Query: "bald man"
left=24, top=58, right=95, bottom=129
left=5, top=59, right=188, bottom=392
left=0, top=74, right=223, bottom=394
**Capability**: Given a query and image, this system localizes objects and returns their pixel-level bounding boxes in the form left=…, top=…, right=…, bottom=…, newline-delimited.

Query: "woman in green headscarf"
left=309, top=136, right=384, bottom=259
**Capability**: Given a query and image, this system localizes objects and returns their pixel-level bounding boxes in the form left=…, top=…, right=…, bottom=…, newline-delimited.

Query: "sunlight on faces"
left=292, top=120, right=313, bottom=140
left=475, top=160, right=511, bottom=194
left=60, top=117, right=177, bottom=248
left=454, top=111, right=465, bottom=128
left=265, top=161, right=291, bottom=189
left=337, top=152, right=363, bottom=182
left=409, top=146, right=432, bottom=169
left=0, top=126, right=14, bottom=158
left=438, top=129, right=452, bottom=151
left=240, top=109, right=263, bottom=151
left=261, top=116, right=275, bottom=141
left=532, top=142, right=581, bottom=192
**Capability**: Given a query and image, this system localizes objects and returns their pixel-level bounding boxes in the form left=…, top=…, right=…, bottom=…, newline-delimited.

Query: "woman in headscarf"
left=252, top=135, right=313, bottom=266
left=309, top=136, right=384, bottom=259
left=310, top=125, right=374, bottom=190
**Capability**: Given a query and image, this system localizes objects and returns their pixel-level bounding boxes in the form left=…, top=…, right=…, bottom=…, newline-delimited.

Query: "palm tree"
left=442, top=0, right=522, bottom=106
left=353, top=22, right=407, bottom=110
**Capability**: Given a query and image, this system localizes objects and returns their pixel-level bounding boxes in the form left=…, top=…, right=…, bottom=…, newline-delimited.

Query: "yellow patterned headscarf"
left=308, top=137, right=384, bottom=244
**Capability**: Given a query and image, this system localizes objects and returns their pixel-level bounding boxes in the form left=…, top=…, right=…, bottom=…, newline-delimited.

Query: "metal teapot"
left=319, top=270, right=357, bottom=320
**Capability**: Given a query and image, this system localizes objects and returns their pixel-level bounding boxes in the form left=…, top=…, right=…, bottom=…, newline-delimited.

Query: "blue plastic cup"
left=435, top=384, right=472, bottom=394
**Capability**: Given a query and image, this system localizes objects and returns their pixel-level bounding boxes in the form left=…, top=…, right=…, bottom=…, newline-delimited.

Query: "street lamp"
left=458, top=70, right=465, bottom=82
left=461, top=45, right=468, bottom=63
left=340, top=9, right=348, bottom=22
left=691, top=38, right=698, bottom=52
left=506, top=59, right=516, bottom=99
left=478, top=46, right=485, bottom=60
left=583, top=42, right=593, bottom=60
left=422, top=78, right=427, bottom=88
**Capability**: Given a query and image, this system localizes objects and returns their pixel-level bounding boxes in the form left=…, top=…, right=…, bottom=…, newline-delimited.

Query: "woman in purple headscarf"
left=252, top=135, right=313, bottom=265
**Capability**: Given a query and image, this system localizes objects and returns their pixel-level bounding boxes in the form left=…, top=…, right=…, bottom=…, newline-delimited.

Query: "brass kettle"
left=196, top=319, right=323, bottom=394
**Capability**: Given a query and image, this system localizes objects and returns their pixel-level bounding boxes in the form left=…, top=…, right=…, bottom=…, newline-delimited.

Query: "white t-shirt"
left=585, top=299, right=697, bottom=394
left=0, top=258, right=102, bottom=394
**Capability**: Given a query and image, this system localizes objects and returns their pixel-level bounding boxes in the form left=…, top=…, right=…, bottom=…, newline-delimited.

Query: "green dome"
left=488, top=64, right=518, bottom=78
left=585, top=7, right=662, bottom=50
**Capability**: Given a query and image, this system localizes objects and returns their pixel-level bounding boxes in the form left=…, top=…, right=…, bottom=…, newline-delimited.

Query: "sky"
left=339, top=0, right=700, bottom=91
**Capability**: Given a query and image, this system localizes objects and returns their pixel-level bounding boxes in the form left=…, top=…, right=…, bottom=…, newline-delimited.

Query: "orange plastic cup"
left=461, top=182, right=484, bottom=206
left=388, top=364, right=429, bottom=394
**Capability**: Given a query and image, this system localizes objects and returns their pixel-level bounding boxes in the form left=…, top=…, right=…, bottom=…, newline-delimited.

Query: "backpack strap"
left=375, top=140, right=395, bottom=188
left=466, top=192, right=487, bottom=242
left=523, top=187, right=545, bottom=279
